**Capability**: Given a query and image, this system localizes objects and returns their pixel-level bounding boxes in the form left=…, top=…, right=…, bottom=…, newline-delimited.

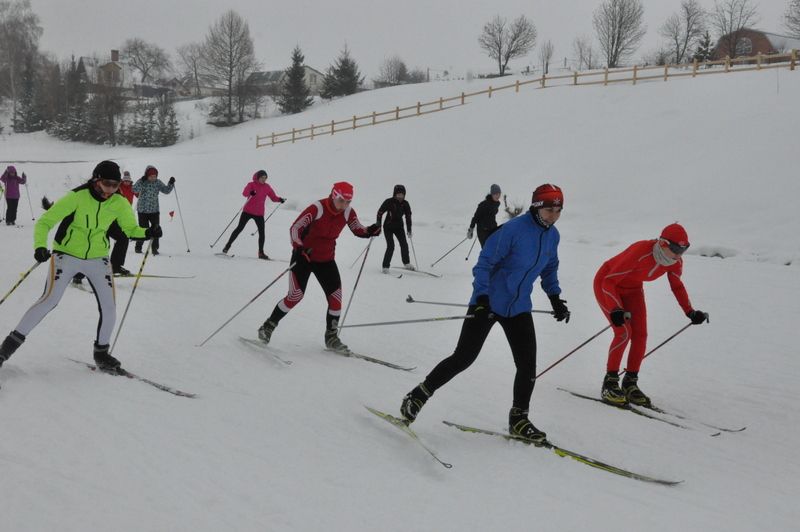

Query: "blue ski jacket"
left=469, top=211, right=562, bottom=317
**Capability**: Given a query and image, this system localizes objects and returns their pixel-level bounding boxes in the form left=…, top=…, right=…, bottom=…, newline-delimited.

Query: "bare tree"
left=538, top=40, right=555, bottom=74
left=785, top=0, right=800, bottom=38
left=201, top=10, right=257, bottom=124
left=121, top=38, right=171, bottom=83
left=0, top=0, right=42, bottom=124
left=478, top=14, right=537, bottom=75
left=593, top=0, right=647, bottom=67
left=710, top=0, right=760, bottom=58
left=374, top=55, right=408, bottom=87
left=660, top=0, right=706, bottom=64
left=177, top=42, right=204, bottom=96
left=573, top=35, right=599, bottom=70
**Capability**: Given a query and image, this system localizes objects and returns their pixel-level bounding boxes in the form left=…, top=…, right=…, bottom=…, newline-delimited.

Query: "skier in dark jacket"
left=377, top=184, right=413, bottom=273
left=400, top=184, right=571, bottom=443
left=468, top=184, right=502, bottom=247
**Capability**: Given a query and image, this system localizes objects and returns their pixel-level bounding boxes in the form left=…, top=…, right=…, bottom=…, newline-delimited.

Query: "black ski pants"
left=423, top=307, right=538, bottom=411
left=5, top=198, right=19, bottom=224
left=225, top=212, right=265, bottom=254
left=135, top=212, right=160, bottom=252
left=382, top=224, right=410, bottom=268
left=108, top=221, right=129, bottom=269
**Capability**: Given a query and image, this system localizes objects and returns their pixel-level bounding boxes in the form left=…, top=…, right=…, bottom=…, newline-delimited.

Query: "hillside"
left=0, top=69, right=798, bottom=531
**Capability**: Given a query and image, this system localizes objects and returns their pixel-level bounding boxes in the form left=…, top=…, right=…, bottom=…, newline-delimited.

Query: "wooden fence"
left=256, top=50, right=797, bottom=148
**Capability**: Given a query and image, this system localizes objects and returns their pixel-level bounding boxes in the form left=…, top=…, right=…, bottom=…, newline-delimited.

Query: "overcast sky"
left=30, top=0, right=787, bottom=78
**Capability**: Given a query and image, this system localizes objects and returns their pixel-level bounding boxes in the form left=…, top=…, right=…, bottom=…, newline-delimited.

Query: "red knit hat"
left=330, top=181, right=354, bottom=201
left=531, top=184, right=564, bottom=209
left=660, top=223, right=689, bottom=247
left=145, top=165, right=158, bottom=177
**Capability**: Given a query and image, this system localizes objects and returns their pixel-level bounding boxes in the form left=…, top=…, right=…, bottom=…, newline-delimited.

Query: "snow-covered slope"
left=1, top=69, right=797, bottom=531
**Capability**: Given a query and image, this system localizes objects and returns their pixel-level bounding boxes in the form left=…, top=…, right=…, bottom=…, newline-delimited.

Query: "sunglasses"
left=664, top=239, right=689, bottom=255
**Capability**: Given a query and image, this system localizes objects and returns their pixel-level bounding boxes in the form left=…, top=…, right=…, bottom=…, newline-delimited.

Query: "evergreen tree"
left=320, top=45, right=364, bottom=99
left=156, top=99, right=180, bottom=146
left=276, top=46, right=314, bottom=114
left=693, top=31, right=713, bottom=63
left=16, top=55, right=44, bottom=132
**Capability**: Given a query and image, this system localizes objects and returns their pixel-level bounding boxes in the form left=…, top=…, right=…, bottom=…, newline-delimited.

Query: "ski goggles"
left=98, top=179, right=121, bottom=189
left=663, top=238, right=689, bottom=255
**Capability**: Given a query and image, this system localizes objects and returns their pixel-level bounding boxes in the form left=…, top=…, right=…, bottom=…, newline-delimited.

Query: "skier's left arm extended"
left=346, top=207, right=371, bottom=238
left=667, top=262, right=693, bottom=314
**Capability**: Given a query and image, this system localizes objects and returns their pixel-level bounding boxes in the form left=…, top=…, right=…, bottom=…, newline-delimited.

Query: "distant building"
left=713, top=29, right=800, bottom=60
left=76, top=49, right=188, bottom=100
left=246, top=66, right=325, bottom=96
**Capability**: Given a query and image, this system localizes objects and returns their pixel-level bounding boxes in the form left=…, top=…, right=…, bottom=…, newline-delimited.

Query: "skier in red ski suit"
left=594, top=223, right=708, bottom=406
left=257, top=182, right=381, bottom=351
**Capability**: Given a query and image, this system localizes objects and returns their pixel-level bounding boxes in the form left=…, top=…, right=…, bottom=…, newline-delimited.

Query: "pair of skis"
left=365, top=406, right=681, bottom=485
left=68, top=358, right=196, bottom=398
left=238, top=336, right=415, bottom=372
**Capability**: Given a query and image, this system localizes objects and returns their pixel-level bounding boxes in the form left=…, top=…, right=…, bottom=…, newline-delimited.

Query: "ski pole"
left=405, top=294, right=553, bottom=314
left=349, top=240, right=370, bottom=269
left=24, top=183, right=35, bottom=220
left=339, top=236, right=374, bottom=332
left=409, top=234, right=419, bottom=271
left=464, top=237, right=478, bottom=261
left=0, top=262, right=42, bottom=307
left=173, top=184, right=190, bottom=252
left=197, top=262, right=296, bottom=347
left=431, top=237, right=468, bottom=268
left=340, top=314, right=474, bottom=329
left=110, top=240, right=153, bottom=354
left=535, top=325, right=612, bottom=379
left=620, top=323, right=693, bottom=377
left=251, top=201, right=282, bottom=236
left=210, top=205, right=244, bottom=248
left=0, top=186, right=5, bottom=222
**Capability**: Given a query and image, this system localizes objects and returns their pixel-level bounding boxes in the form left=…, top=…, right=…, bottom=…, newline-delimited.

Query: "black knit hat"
left=92, top=161, right=121, bottom=182
left=394, top=184, right=406, bottom=195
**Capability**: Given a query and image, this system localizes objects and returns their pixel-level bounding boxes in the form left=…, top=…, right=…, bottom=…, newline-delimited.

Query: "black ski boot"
left=0, top=331, right=25, bottom=368
left=93, top=343, right=122, bottom=372
left=324, top=319, right=349, bottom=353
left=509, top=407, right=547, bottom=443
left=258, top=320, right=278, bottom=344
left=400, top=383, right=431, bottom=423
left=622, top=372, right=651, bottom=407
left=222, top=244, right=231, bottom=254
left=601, top=371, right=627, bottom=405
left=113, top=265, right=131, bottom=276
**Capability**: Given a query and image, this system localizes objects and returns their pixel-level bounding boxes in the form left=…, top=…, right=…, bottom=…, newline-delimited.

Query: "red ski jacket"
left=594, top=239, right=693, bottom=314
left=290, top=198, right=369, bottom=262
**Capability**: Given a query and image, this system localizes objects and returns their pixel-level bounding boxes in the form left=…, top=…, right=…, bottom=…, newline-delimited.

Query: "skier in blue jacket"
left=400, top=184, right=570, bottom=442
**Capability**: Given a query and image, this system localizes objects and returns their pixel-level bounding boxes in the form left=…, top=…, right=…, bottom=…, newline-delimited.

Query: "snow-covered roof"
left=760, top=31, right=800, bottom=53
left=248, top=71, right=285, bottom=85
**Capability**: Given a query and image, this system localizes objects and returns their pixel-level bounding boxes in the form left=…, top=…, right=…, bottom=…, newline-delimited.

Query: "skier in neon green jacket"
left=0, top=161, right=162, bottom=378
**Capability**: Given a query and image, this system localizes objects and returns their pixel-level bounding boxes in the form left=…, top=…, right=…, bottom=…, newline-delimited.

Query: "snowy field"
left=0, top=68, right=798, bottom=531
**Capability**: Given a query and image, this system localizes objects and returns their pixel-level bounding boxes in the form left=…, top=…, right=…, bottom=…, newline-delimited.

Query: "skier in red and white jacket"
left=594, top=223, right=709, bottom=407
left=257, top=182, right=381, bottom=351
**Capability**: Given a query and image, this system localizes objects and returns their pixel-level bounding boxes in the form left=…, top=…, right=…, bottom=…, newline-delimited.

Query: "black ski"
left=114, top=273, right=196, bottom=279
left=442, top=420, right=682, bottom=485
left=68, top=358, right=197, bottom=398
left=365, top=406, right=452, bottom=468
left=325, top=347, right=415, bottom=371
left=557, top=388, right=730, bottom=436
left=636, top=398, right=744, bottom=433
left=238, top=336, right=293, bottom=366
left=389, top=267, right=442, bottom=278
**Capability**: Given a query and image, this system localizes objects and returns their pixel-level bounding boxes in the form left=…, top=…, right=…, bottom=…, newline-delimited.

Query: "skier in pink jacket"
left=222, top=170, right=285, bottom=259
left=1, top=165, right=27, bottom=226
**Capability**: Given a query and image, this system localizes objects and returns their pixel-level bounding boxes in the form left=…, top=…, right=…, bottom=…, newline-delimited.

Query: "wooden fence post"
left=292, top=128, right=295, bottom=143
left=664, top=64, right=668, bottom=81
left=604, top=67, right=609, bottom=86
left=372, top=111, right=376, bottom=125
left=573, top=71, right=578, bottom=85
left=725, top=56, right=730, bottom=72
left=515, top=79, right=520, bottom=93
left=692, top=58, right=698, bottom=77
left=331, top=120, right=335, bottom=136
left=488, top=86, right=492, bottom=98
left=461, top=92, right=465, bottom=105
left=352, top=115, right=357, bottom=129
left=395, top=106, right=399, bottom=120
left=632, top=65, right=637, bottom=85
left=791, top=49, right=797, bottom=71
left=416, top=102, right=421, bottom=115
left=757, top=53, right=762, bottom=70
left=439, top=97, right=443, bottom=110
left=271, top=133, right=275, bottom=147
left=311, top=125, right=314, bottom=140
left=541, top=74, right=546, bottom=88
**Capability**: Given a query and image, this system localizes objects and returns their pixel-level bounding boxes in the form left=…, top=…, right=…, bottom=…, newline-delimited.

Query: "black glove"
left=279, top=197, right=286, bottom=203
left=291, top=247, right=312, bottom=266
left=168, top=177, right=176, bottom=185
left=249, top=189, right=257, bottom=196
left=473, top=295, right=495, bottom=322
left=548, top=294, right=570, bottom=323
left=687, top=310, right=709, bottom=325
left=407, top=229, right=412, bottom=238
left=467, top=227, right=474, bottom=239
left=34, top=247, right=51, bottom=263
left=610, top=308, right=630, bottom=327
left=145, top=225, right=163, bottom=239
left=366, top=223, right=381, bottom=237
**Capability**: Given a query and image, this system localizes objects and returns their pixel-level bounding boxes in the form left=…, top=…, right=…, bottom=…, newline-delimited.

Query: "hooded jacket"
left=1, top=166, right=27, bottom=199
left=243, top=173, right=281, bottom=217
